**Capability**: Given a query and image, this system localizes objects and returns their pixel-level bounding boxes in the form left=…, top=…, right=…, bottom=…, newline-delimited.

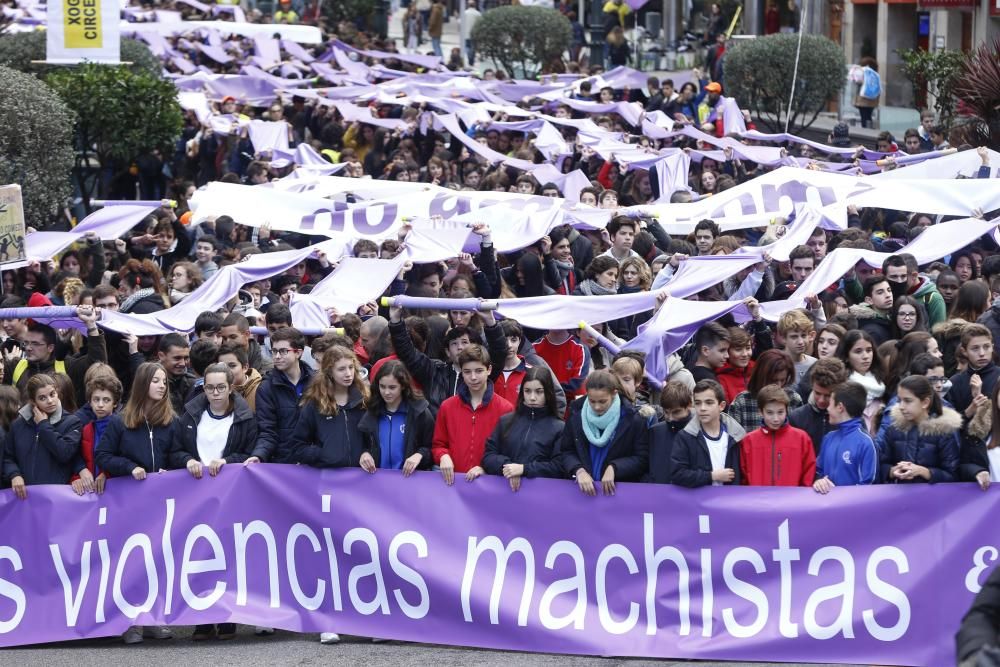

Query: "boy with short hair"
left=715, top=327, right=754, bottom=403
left=671, top=379, right=746, bottom=487
left=600, top=216, right=639, bottom=264
left=947, top=323, right=1000, bottom=417
left=74, top=375, right=123, bottom=494
left=432, top=345, right=514, bottom=486
left=687, top=322, right=730, bottom=383
left=646, top=381, right=693, bottom=484
left=848, top=276, right=895, bottom=346
left=740, top=385, right=816, bottom=486
left=777, top=309, right=816, bottom=384
left=813, top=381, right=878, bottom=493
left=693, top=219, right=719, bottom=255
left=193, top=235, right=219, bottom=281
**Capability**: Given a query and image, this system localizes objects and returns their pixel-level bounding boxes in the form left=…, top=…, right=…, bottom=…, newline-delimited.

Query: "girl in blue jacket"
left=2, top=374, right=84, bottom=499
left=482, top=367, right=564, bottom=491
left=358, top=360, right=434, bottom=476
left=93, top=362, right=176, bottom=645
left=876, top=375, right=960, bottom=483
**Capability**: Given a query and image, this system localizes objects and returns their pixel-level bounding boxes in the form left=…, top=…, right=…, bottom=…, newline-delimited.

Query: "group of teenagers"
left=2, top=192, right=1000, bottom=643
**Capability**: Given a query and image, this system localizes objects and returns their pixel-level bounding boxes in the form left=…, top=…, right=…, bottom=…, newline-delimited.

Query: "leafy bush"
left=0, top=32, right=161, bottom=78
left=46, top=63, right=183, bottom=167
left=952, top=37, right=1000, bottom=151
left=898, top=48, right=965, bottom=125
left=472, top=6, right=571, bottom=79
left=724, top=33, right=846, bottom=134
left=0, top=65, right=75, bottom=229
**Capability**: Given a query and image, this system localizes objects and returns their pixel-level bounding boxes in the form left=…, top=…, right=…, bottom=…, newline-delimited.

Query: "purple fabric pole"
left=385, top=296, right=485, bottom=312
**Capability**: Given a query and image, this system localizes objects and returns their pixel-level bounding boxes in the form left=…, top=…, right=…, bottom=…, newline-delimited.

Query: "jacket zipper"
left=146, top=419, right=155, bottom=471
left=770, top=431, right=776, bottom=485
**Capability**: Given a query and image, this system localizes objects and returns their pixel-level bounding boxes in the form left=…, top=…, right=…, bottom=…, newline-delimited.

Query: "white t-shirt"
left=703, top=430, right=728, bottom=486
left=197, top=410, right=234, bottom=464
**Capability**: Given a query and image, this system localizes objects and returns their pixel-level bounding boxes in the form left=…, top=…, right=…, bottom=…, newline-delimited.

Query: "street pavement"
left=0, top=625, right=866, bottom=666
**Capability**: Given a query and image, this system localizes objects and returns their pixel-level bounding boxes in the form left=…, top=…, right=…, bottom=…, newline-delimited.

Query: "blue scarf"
left=581, top=394, right=621, bottom=448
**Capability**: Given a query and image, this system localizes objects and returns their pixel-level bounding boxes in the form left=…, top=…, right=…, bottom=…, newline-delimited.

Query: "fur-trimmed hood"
left=932, top=318, right=970, bottom=340
left=888, top=403, right=962, bottom=436
left=849, top=303, right=890, bottom=321
left=968, top=400, right=992, bottom=441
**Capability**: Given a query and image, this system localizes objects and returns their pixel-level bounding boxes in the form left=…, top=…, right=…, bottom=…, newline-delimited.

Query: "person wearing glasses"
left=3, top=305, right=106, bottom=406
left=255, top=327, right=313, bottom=464
left=170, top=362, right=257, bottom=640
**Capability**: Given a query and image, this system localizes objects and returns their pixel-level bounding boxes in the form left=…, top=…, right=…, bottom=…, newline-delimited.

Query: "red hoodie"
left=740, top=422, right=816, bottom=487
left=715, top=360, right=755, bottom=404
left=432, top=383, right=513, bottom=473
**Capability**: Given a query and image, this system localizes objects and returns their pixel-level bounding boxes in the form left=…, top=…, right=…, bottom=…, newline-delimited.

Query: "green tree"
left=472, top=6, right=571, bottom=79
left=724, top=33, right=846, bottom=134
left=897, top=47, right=965, bottom=125
left=0, top=32, right=161, bottom=78
left=46, top=64, right=183, bottom=201
left=0, top=65, right=75, bottom=229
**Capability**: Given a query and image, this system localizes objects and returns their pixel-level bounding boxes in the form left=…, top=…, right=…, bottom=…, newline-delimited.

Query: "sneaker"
left=216, top=623, right=237, bottom=640
left=122, top=627, right=143, bottom=645
left=143, top=626, right=173, bottom=640
left=192, top=625, right=215, bottom=641
left=254, top=626, right=275, bottom=636
left=319, top=632, right=341, bottom=644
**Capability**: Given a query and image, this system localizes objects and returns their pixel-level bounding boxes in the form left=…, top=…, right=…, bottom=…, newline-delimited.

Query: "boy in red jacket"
left=432, top=344, right=513, bottom=485
left=740, top=384, right=816, bottom=486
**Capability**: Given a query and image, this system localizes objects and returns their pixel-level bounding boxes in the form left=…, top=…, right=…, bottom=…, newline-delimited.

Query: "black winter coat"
left=169, top=393, right=258, bottom=468
left=875, top=404, right=961, bottom=483
left=2, top=407, right=83, bottom=485
left=949, top=363, right=1000, bottom=418
left=558, top=398, right=649, bottom=481
left=95, top=413, right=178, bottom=475
left=482, top=405, right=564, bottom=478
left=788, top=402, right=832, bottom=456
left=290, top=387, right=366, bottom=468
left=645, top=416, right=692, bottom=484
left=957, top=563, right=1000, bottom=664
left=255, top=362, right=314, bottom=463
left=358, top=398, right=435, bottom=470
left=671, top=413, right=747, bottom=488
left=389, top=319, right=508, bottom=411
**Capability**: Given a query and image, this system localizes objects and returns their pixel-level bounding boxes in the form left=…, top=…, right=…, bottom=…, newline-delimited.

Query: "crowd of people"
left=1, top=0, right=999, bottom=651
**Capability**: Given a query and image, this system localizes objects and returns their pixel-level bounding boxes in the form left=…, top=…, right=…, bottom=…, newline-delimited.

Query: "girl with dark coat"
left=558, top=370, right=650, bottom=495
left=93, top=361, right=176, bottom=644
left=875, top=375, right=960, bottom=483
left=483, top=367, right=565, bottom=490
left=291, top=345, right=369, bottom=470
left=171, top=363, right=256, bottom=641
left=2, top=374, right=84, bottom=499
left=359, top=360, right=434, bottom=475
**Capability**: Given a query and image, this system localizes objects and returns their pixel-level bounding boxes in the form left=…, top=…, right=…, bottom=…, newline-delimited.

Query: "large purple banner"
left=0, top=466, right=991, bottom=665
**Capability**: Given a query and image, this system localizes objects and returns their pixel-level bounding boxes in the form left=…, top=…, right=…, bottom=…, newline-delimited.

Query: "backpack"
left=860, top=67, right=881, bottom=100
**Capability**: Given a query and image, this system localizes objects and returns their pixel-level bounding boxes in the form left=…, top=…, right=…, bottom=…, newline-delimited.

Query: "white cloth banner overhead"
left=46, top=0, right=120, bottom=63
left=189, top=181, right=597, bottom=242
